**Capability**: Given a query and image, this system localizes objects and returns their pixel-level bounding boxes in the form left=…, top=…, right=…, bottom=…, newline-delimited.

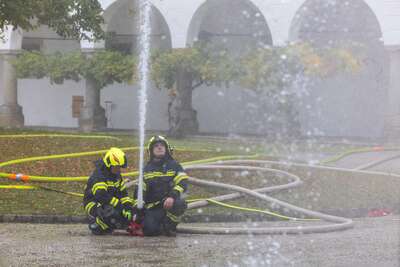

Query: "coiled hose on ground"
left=11, top=134, right=400, bottom=235
left=177, top=163, right=354, bottom=235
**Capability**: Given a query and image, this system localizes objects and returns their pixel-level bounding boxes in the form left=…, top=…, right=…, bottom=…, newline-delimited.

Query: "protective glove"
left=122, top=209, right=133, bottom=221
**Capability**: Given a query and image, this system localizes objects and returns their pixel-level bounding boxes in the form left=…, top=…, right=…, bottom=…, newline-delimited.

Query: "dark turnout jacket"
left=83, top=160, right=134, bottom=214
left=134, top=158, right=189, bottom=209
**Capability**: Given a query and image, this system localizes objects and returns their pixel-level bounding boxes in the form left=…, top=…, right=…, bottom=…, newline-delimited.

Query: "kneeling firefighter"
left=132, top=135, right=188, bottom=236
left=83, top=147, right=135, bottom=235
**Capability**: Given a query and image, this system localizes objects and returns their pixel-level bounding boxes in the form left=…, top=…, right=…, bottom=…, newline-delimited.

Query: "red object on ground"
left=128, top=221, right=144, bottom=237
left=367, top=208, right=392, bottom=217
left=372, top=146, right=385, bottom=152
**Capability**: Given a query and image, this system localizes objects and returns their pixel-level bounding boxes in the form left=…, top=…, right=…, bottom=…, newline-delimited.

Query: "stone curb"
left=0, top=214, right=87, bottom=224
left=0, top=208, right=379, bottom=224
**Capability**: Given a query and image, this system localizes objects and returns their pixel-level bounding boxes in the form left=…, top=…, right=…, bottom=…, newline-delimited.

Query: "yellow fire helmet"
left=103, top=147, right=127, bottom=168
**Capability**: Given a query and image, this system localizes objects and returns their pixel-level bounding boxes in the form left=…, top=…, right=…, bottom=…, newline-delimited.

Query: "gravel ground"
left=0, top=216, right=399, bottom=267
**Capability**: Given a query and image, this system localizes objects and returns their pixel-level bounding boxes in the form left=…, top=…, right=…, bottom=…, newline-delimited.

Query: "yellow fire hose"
left=0, top=141, right=218, bottom=182
left=320, top=146, right=399, bottom=164
left=186, top=198, right=319, bottom=221
left=1, top=133, right=390, bottom=230
left=0, top=185, right=37, bottom=190
left=0, top=183, right=316, bottom=221
left=0, top=134, right=122, bottom=140
left=0, top=133, right=308, bottom=222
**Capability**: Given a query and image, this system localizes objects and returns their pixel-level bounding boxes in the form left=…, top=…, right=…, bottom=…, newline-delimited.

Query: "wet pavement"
left=0, top=216, right=399, bottom=267
left=1, top=149, right=400, bottom=266
left=356, top=152, right=400, bottom=173
left=327, top=150, right=400, bottom=170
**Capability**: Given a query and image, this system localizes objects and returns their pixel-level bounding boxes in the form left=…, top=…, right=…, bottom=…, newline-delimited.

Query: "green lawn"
left=2, top=128, right=387, bottom=220
left=0, top=129, right=249, bottom=216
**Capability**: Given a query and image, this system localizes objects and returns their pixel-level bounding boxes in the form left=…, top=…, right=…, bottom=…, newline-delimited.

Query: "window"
left=72, top=96, right=84, bottom=118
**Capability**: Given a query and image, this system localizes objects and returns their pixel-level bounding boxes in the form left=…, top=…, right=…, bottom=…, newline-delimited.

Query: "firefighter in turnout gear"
left=133, top=135, right=188, bottom=236
left=83, top=147, right=135, bottom=235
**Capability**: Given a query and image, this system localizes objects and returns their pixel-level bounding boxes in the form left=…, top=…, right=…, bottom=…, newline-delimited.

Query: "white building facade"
left=0, top=0, right=399, bottom=138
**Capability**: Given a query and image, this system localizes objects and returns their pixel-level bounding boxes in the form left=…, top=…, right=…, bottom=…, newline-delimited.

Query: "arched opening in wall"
left=99, top=0, right=172, bottom=130
left=187, top=0, right=272, bottom=55
left=289, top=0, right=387, bottom=139
left=104, top=0, right=172, bottom=54
left=21, top=26, right=80, bottom=52
left=187, top=0, right=277, bottom=135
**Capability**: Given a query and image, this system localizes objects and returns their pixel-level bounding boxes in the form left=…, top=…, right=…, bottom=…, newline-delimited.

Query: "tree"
left=151, top=43, right=238, bottom=137
left=13, top=50, right=137, bottom=88
left=13, top=42, right=361, bottom=137
left=13, top=49, right=136, bottom=131
left=239, top=42, right=362, bottom=137
left=151, top=42, right=362, bottom=138
left=0, top=0, right=105, bottom=40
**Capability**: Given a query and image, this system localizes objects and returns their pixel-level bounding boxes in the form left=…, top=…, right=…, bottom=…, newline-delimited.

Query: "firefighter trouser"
left=85, top=202, right=130, bottom=235
left=142, top=198, right=187, bottom=236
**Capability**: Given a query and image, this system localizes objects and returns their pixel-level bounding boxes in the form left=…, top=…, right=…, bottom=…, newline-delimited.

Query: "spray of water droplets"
left=137, top=0, right=152, bottom=209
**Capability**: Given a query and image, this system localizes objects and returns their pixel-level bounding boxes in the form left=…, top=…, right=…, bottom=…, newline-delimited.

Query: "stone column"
left=0, top=52, right=24, bottom=127
left=384, top=46, right=400, bottom=140
left=78, top=76, right=106, bottom=132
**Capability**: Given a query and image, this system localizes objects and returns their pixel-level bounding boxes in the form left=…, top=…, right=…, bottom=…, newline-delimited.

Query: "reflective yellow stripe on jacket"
left=173, top=185, right=184, bottom=193
left=121, top=196, right=134, bottom=205
left=144, top=171, right=175, bottom=180
left=110, top=197, right=119, bottom=207
left=173, top=172, right=189, bottom=185
left=85, top=201, right=97, bottom=214
left=92, top=182, right=107, bottom=195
